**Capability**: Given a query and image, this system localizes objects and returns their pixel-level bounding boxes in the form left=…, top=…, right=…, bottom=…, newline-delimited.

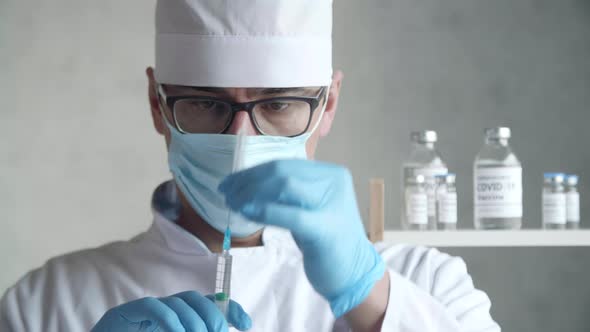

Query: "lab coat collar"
left=149, top=180, right=293, bottom=256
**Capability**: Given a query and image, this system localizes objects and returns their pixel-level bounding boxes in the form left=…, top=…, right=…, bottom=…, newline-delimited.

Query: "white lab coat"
left=0, top=182, right=500, bottom=332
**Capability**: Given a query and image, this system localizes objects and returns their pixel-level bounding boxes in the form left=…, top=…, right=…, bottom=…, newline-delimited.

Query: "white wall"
left=1, top=0, right=168, bottom=292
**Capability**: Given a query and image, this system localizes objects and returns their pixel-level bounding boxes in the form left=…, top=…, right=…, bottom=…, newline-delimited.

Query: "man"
left=0, top=0, right=500, bottom=331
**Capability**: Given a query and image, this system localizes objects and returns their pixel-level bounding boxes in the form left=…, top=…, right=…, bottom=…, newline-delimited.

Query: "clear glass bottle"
left=543, top=173, right=566, bottom=230
left=403, top=174, right=428, bottom=231
left=565, top=175, right=580, bottom=229
left=474, top=127, right=523, bottom=229
left=402, top=130, right=447, bottom=230
left=436, top=173, right=458, bottom=230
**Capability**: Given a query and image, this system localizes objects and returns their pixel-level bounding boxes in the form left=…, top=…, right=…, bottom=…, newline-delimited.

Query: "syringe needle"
left=215, top=129, right=243, bottom=323
left=223, top=226, right=231, bottom=252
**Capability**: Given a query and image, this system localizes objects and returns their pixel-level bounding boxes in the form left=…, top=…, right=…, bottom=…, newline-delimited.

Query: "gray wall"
left=321, top=1, right=590, bottom=331
left=1, top=0, right=590, bottom=331
left=322, top=1, right=590, bottom=330
left=444, top=247, right=590, bottom=332
left=326, top=0, right=590, bottom=229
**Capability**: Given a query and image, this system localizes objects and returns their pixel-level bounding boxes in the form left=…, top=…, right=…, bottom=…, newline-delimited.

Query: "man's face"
left=146, top=68, right=343, bottom=158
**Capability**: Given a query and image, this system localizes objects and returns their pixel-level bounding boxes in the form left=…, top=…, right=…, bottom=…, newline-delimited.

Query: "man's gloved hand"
left=219, top=160, right=385, bottom=318
left=91, top=291, right=252, bottom=332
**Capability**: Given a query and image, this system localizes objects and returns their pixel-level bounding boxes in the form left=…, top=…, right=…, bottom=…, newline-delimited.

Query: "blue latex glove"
left=91, top=291, right=252, bottom=332
left=219, top=160, right=385, bottom=318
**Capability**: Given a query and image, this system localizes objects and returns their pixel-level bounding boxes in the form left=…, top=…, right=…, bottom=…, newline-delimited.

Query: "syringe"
left=214, top=130, right=245, bottom=320
left=214, top=227, right=232, bottom=318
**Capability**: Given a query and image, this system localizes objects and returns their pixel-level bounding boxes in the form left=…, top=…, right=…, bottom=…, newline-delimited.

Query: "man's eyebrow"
left=183, top=86, right=228, bottom=94
left=259, top=87, right=304, bottom=94
left=165, top=85, right=321, bottom=97
left=254, top=87, right=320, bottom=96
left=162, top=85, right=230, bottom=96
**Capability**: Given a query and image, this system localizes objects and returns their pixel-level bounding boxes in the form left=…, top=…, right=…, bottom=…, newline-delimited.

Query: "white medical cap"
left=155, top=0, right=333, bottom=87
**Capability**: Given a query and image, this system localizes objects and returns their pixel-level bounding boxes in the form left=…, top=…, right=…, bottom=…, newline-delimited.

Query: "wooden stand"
left=368, top=178, right=385, bottom=242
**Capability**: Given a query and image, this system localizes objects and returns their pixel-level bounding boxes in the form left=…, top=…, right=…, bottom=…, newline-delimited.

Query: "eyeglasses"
left=157, top=85, right=326, bottom=137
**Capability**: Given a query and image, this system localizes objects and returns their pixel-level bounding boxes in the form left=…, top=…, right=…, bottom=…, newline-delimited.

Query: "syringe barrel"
left=214, top=251, right=232, bottom=322
left=215, top=251, right=232, bottom=296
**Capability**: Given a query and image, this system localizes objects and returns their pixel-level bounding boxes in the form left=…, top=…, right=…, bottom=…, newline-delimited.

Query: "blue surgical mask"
left=166, top=122, right=311, bottom=237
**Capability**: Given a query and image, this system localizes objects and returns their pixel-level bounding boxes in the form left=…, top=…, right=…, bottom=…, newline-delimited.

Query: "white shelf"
left=383, top=230, right=590, bottom=247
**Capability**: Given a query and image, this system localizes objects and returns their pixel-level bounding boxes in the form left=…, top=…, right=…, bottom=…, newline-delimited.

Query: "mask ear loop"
left=306, top=83, right=332, bottom=135
left=155, top=83, right=183, bottom=133
left=155, top=84, right=168, bottom=122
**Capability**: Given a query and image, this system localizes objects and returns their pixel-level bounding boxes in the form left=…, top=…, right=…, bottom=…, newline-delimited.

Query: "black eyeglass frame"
left=157, top=85, right=327, bottom=137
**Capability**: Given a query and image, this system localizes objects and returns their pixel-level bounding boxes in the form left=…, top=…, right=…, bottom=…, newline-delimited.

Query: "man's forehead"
left=164, top=85, right=321, bottom=97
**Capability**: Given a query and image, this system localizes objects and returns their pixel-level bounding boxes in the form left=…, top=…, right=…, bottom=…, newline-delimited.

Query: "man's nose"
left=225, top=110, right=258, bottom=135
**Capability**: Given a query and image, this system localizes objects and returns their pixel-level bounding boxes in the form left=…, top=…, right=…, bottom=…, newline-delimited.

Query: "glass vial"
left=474, top=127, right=523, bottom=229
left=402, top=130, right=447, bottom=230
left=436, top=174, right=458, bottom=230
left=403, top=174, right=429, bottom=231
left=543, top=173, right=566, bottom=230
left=566, top=175, right=580, bottom=229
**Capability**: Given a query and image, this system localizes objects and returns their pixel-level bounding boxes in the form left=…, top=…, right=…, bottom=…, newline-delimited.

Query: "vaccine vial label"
left=438, top=192, right=458, bottom=223
left=474, top=167, right=523, bottom=218
left=415, top=167, right=448, bottom=217
left=566, top=192, right=580, bottom=222
left=406, top=193, right=428, bottom=224
left=543, top=193, right=566, bottom=224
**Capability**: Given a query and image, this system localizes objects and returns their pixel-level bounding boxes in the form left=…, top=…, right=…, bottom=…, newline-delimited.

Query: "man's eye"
left=263, top=102, right=290, bottom=112
left=196, top=100, right=215, bottom=109
left=193, top=100, right=217, bottom=110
